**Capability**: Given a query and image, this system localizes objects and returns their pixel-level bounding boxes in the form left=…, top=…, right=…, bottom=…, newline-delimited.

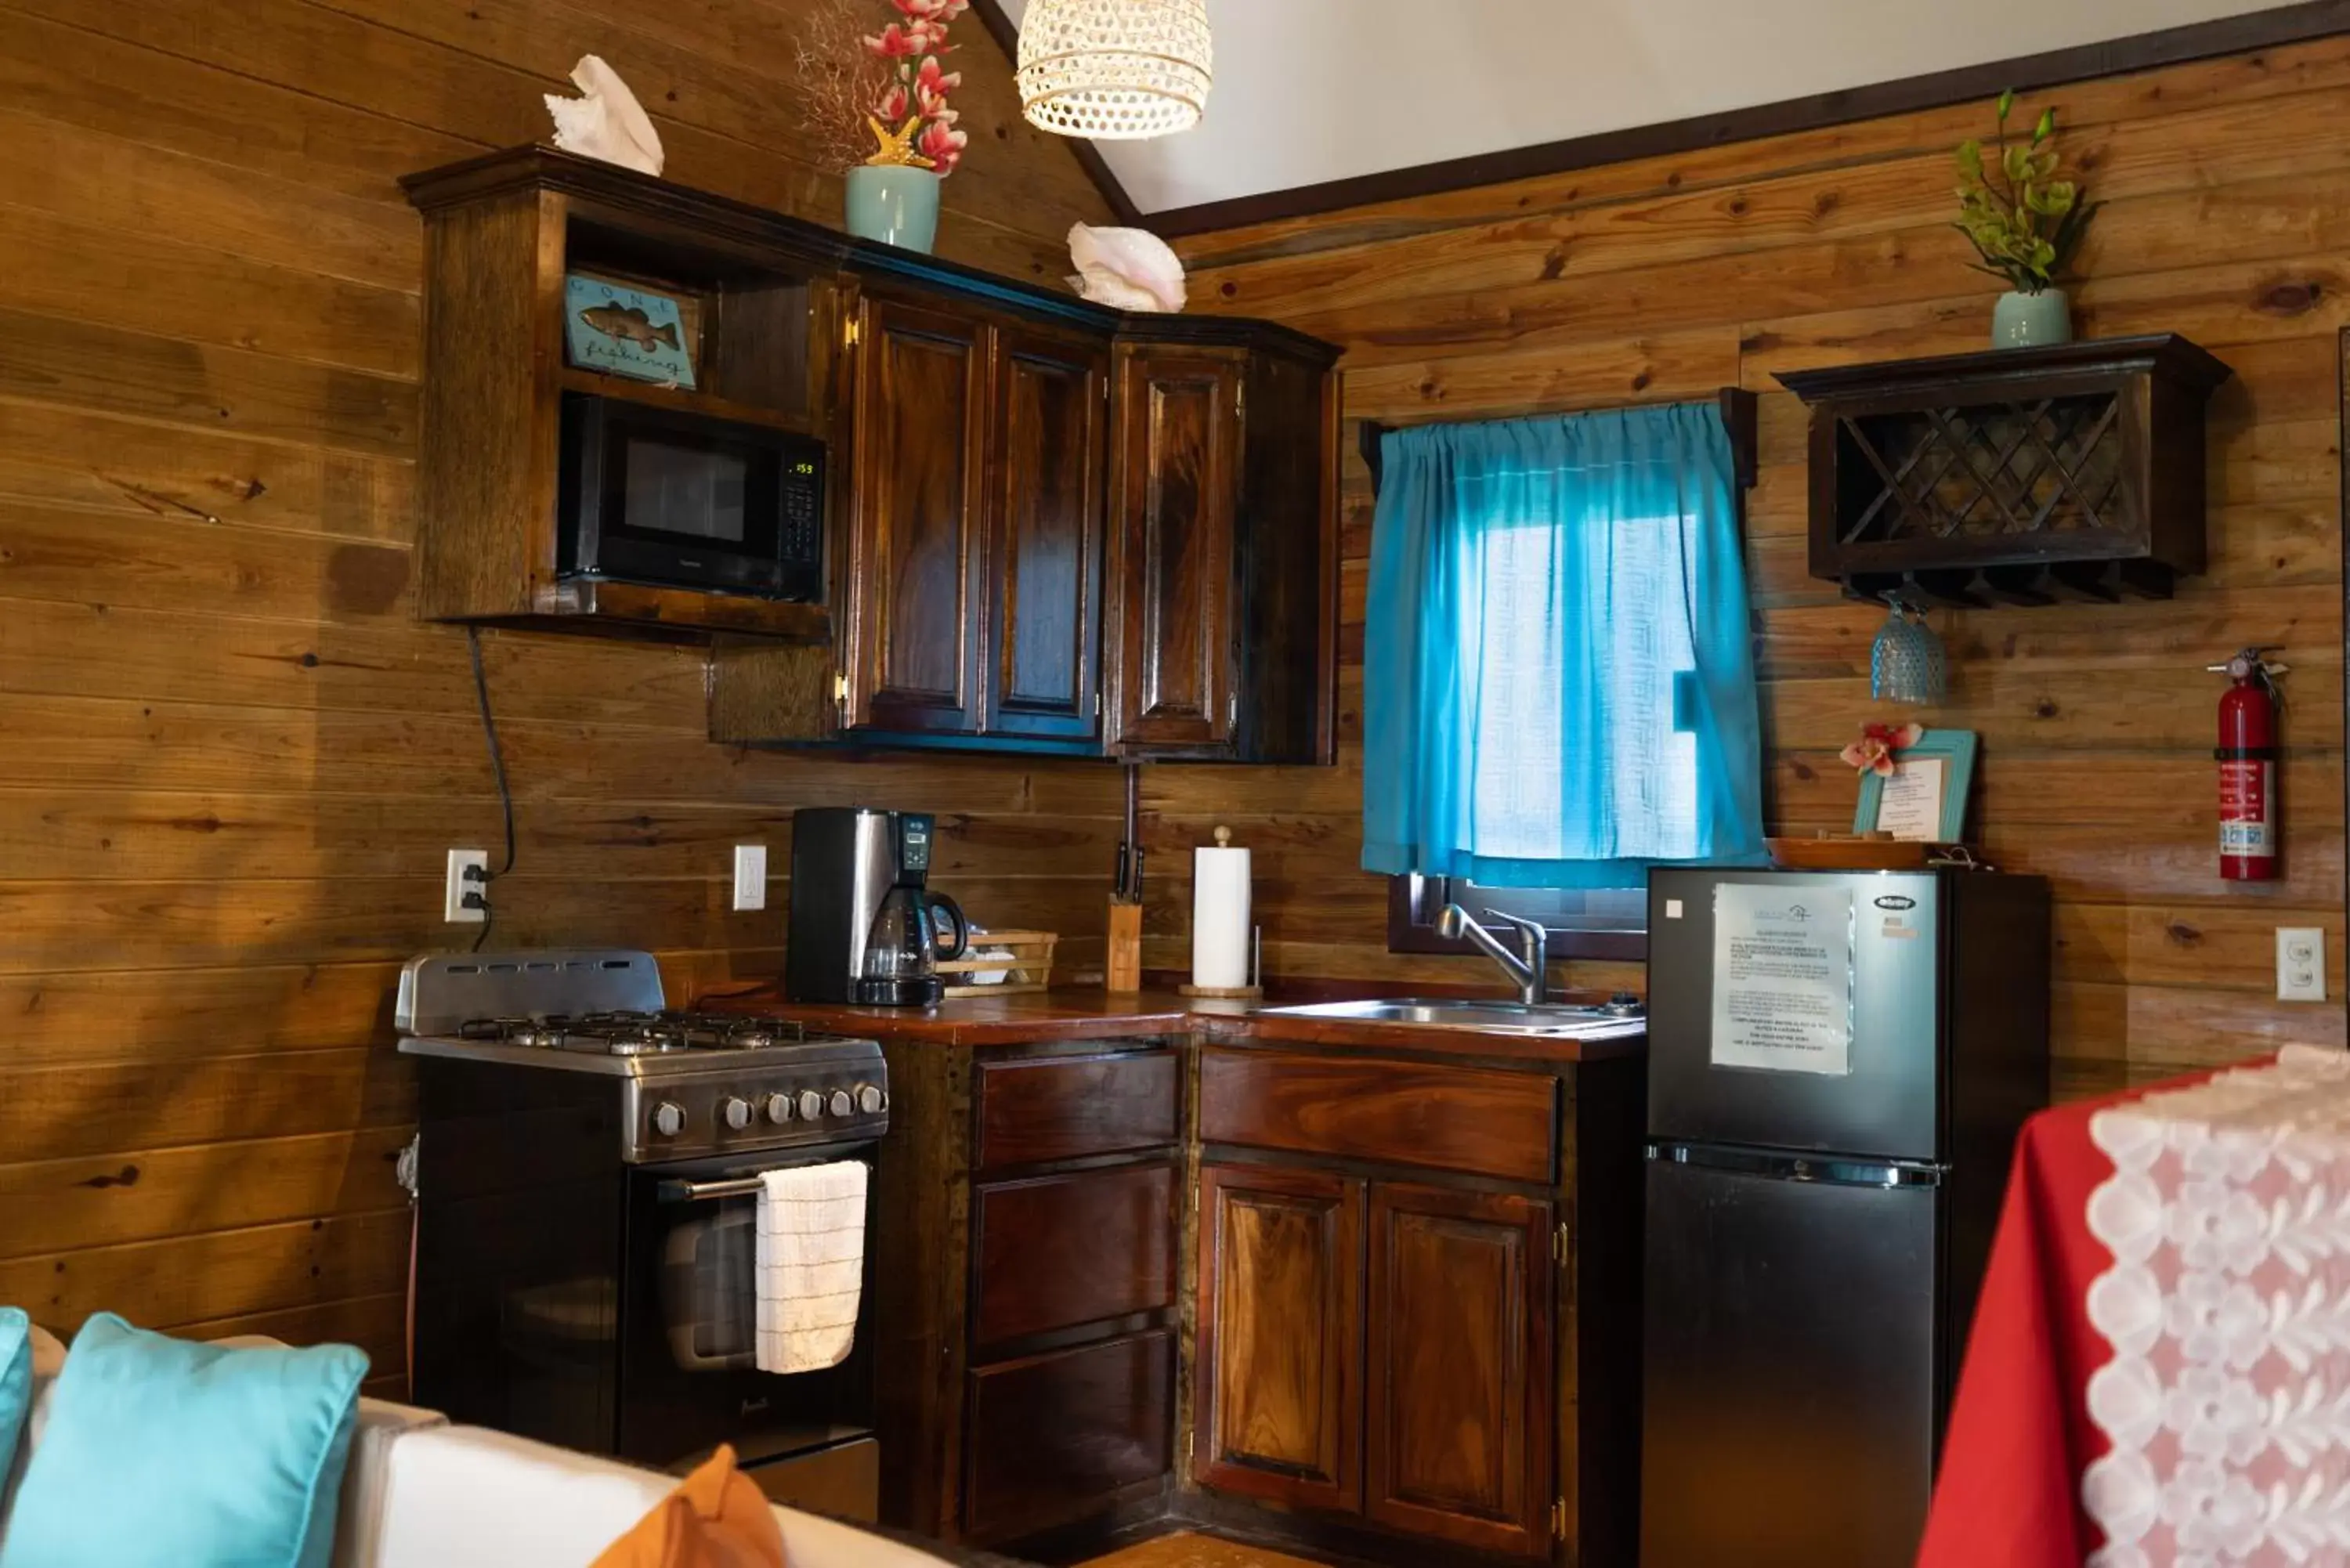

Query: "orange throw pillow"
left=591, top=1445, right=786, bottom=1568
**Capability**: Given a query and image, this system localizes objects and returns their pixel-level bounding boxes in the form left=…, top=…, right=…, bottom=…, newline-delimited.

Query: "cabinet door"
left=985, top=326, right=1107, bottom=742
left=1194, top=1162, right=1363, bottom=1513
left=1366, top=1183, right=1554, bottom=1556
left=845, top=294, right=989, bottom=734
left=1108, top=348, right=1242, bottom=754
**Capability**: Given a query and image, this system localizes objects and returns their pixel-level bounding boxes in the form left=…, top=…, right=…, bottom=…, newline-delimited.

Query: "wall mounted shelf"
left=1777, top=334, right=2232, bottom=605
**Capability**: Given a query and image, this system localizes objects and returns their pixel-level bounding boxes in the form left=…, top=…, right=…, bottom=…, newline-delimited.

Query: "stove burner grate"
left=453, top=1011, right=812, bottom=1055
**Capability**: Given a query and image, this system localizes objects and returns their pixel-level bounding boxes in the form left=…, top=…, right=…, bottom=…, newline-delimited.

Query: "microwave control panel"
left=781, top=461, right=822, bottom=568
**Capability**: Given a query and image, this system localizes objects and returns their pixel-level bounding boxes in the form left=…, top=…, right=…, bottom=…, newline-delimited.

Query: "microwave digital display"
left=558, top=393, right=826, bottom=602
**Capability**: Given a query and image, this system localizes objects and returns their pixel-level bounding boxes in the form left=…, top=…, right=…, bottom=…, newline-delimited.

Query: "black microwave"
left=557, top=392, right=826, bottom=602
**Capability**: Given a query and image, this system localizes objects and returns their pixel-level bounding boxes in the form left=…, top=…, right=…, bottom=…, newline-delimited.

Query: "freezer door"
left=1640, top=1151, right=1940, bottom=1568
left=1647, top=868, right=1943, bottom=1159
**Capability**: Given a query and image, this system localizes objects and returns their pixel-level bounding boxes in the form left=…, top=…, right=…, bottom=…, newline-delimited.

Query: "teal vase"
left=844, top=165, right=941, bottom=254
left=1991, top=288, right=2072, bottom=349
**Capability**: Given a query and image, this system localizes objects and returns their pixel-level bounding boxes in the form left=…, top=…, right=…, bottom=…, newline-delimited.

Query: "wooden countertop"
left=696, top=984, right=1646, bottom=1062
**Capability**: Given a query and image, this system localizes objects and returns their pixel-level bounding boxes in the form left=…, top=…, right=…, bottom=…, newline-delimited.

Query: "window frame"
left=1365, top=391, right=1758, bottom=965
left=1386, top=874, right=1648, bottom=963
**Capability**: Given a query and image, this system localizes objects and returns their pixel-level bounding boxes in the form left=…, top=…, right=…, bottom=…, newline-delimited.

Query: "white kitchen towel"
left=754, top=1161, right=868, bottom=1375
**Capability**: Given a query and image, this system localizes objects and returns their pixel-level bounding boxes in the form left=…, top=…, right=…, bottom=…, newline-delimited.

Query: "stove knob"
left=721, top=1097, right=752, bottom=1132
left=855, top=1085, right=886, bottom=1115
left=797, top=1089, right=826, bottom=1122
left=651, top=1101, right=687, bottom=1139
left=764, top=1093, right=794, bottom=1125
left=827, top=1089, right=853, bottom=1119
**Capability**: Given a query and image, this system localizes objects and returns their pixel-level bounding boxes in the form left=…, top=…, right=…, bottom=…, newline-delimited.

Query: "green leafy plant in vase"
left=1954, top=90, right=2099, bottom=348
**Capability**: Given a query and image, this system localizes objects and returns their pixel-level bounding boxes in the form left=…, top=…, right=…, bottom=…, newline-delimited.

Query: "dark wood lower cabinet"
left=971, top=1162, right=1176, bottom=1346
left=1194, top=1162, right=1365, bottom=1514
left=1366, top=1183, right=1555, bottom=1558
left=964, top=1330, right=1173, bottom=1541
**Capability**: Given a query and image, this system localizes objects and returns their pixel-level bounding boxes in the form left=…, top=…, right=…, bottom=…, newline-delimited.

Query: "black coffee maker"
left=787, top=808, right=968, bottom=1006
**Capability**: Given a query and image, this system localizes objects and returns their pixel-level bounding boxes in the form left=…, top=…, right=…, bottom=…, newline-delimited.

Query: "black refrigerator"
left=1640, top=867, right=2048, bottom=1568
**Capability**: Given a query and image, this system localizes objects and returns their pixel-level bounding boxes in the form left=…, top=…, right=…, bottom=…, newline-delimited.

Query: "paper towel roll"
left=1192, top=826, right=1252, bottom=990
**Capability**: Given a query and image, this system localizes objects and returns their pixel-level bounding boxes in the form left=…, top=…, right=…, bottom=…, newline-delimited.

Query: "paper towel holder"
left=1180, top=825, right=1263, bottom=1002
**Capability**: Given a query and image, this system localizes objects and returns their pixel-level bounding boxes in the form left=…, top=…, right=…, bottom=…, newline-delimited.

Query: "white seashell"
left=1068, top=223, right=1187, bottom=313
left=545, top=56, right=665, bottom=177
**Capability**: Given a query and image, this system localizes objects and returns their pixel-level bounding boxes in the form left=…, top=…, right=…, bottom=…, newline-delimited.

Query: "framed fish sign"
left=563, top=273, right=698, bottom=388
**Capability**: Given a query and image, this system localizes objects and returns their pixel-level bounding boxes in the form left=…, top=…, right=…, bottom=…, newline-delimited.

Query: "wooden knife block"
left=1105, top=901, right=1143, bottom=993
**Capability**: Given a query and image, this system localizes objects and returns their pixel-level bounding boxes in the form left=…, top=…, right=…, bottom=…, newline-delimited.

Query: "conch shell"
left=1066, top=224, right=1186, bottom=313
left=545, top=56, right=664, bottom=177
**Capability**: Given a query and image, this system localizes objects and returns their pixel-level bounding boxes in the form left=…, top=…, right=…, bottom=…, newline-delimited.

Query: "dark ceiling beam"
left=967, top=0, right=1144, bottom=226
left=1143, top=0, right=2350, bottom=238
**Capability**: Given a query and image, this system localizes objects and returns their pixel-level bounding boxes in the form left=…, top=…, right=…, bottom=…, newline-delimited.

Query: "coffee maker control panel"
left=897, top=812, right=932, bottom=874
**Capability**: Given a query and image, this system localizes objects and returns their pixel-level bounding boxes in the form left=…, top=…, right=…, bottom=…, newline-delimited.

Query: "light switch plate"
left=2277, top=927, right=2326, bottom=1002
left=732, top=844, right=768, bottom=912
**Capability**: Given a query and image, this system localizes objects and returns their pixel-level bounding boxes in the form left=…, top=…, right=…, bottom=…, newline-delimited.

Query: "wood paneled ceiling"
left=992, top=0, right=2322, bottom=229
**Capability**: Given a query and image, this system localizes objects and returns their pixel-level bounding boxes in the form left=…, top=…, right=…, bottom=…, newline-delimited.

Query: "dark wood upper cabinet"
left=985, top=325, right=1109, bottom=743
left=401, top=148, right=843, bottom=646
left=397, top=148, right=1335, bottom=760
left=844, top=292, right=991, bottom=735
left=1194, top=1162, right=1365, bottom=1515
left=1365, top=1183, right=1555, bottom=1558
left=1108, top=348, right=1244, bottom=754
left=1104, top=338, right=1340, bottom=764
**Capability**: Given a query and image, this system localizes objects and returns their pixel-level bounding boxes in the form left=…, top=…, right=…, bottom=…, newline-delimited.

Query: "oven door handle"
left=658, top=1175, right=769, bottom=1204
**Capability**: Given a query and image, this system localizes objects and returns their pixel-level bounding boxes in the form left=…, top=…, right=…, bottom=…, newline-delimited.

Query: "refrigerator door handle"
left=1647, top=1140, right=1944, bottom=1189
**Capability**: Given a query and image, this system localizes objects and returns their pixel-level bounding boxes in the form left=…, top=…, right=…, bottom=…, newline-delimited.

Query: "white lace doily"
left=2083, top=1045, right=2350, bottom=1567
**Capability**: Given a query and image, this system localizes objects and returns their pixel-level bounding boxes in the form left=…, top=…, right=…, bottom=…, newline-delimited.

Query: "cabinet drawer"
left=1198, top=1049, right=1558, bottom=1184
left=972, top=1162, right=1177, bottom=1344
left=974, top=1050, right=1179, bottom=1169
left=964, top=1329, right=1173, bottom=1541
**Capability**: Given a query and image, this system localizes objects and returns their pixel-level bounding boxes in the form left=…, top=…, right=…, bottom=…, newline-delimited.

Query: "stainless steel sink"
left=1252, top=997, right=1646, bottom=1038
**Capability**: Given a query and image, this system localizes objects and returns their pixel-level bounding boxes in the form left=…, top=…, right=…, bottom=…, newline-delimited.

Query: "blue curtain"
left=1362, top=401, right=1766, bottom=887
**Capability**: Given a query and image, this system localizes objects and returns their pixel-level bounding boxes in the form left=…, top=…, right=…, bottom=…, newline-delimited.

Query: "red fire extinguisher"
left=2211, top=647, right=2285, bottom=881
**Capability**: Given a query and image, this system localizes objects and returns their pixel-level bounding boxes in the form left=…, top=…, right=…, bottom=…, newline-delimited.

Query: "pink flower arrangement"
left=864, top=0, right=969, bottom=175
left=1840, top=721, right=1924, bottom=779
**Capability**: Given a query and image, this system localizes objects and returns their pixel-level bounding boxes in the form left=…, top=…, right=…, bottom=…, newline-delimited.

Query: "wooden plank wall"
left=0, top=0, right=1119, bottom=1386
left=1141, top=36, right=2350, bottom=1103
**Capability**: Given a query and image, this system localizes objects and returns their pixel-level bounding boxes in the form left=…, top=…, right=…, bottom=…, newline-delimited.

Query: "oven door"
left=619, top=1145, right=878, bottom=1512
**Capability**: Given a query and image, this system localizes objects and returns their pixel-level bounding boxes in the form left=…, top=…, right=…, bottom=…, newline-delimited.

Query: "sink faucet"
left=1437, top=905, right=1549, bottom=1005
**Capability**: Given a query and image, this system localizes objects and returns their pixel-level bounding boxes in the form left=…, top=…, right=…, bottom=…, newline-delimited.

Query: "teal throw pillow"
left=0, top=1313, right=367, bottom=1568
left=0, top=1307, right=28, bottom=1485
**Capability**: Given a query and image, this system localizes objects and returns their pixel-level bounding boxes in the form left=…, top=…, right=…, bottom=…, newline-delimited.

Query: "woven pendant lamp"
left=1017, top=0, right=1213, bottom=140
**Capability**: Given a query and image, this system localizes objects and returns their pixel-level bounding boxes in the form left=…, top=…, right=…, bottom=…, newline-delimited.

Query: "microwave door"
left=559, top=392, right=824, bottom=602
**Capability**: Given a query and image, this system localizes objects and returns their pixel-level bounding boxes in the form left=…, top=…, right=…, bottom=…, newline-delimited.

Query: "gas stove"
left=396, top=949, right=886, bottom=1161
left=403, top=948, right=887, bottom=1491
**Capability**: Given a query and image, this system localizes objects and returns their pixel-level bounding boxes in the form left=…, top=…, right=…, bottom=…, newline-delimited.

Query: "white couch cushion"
left=371, top=1425, right=960, bottom=1568
left=371, top=1425, right=675, bottom=1568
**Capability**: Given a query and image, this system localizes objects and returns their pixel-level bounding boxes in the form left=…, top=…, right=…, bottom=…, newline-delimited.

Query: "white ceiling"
left=996, top=0, right=2291, bottom=217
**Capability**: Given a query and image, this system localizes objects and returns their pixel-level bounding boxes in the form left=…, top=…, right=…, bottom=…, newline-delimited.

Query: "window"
left=1361, top=401, right=1765, bottom=956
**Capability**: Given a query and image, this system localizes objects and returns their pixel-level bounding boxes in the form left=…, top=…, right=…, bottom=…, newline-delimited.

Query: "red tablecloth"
left=1917, top=1094, right=2118, bottom=1566
left=1918, top=1068, right=2233, bottom=1568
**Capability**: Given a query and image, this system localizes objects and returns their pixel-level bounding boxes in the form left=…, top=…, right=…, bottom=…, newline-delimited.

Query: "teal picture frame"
left=562, top=274, right=697, bottom=388
left=1853, top=728, right=1978, bottom=841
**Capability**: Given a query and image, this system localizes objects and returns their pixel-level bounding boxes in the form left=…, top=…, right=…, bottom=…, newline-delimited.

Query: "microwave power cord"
left=465, top=627, right=519, bottom=952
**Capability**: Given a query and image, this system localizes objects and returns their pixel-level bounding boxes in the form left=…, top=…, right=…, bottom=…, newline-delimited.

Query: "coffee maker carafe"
left=787, top=807, right=967, bottom=1006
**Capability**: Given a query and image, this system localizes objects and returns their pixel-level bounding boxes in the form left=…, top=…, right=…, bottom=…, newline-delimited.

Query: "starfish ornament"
left=864, top=115, right=937, bottom=169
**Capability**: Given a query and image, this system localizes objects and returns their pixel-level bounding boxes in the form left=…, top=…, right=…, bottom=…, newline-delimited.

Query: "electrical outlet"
left=445, top=848, right=490, bottom=923
left=2277, top=926, right=2326, bottom=1002
left=732, top=845, right=768, bottom=912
